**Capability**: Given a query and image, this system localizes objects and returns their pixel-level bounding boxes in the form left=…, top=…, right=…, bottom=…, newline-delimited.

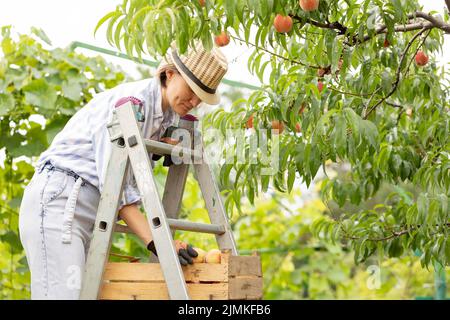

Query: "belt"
left=39, top=161, right=87, bottom=244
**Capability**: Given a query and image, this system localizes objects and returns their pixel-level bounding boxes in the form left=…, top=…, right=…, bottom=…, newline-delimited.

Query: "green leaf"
left=333, top=114, right=347, bottom=159
left=0, top=92, right=14, bottom=115
left=61, top=80, right=82, bottom=101
left=31, top=27, right=52, bottom=45
left=287, top=164, right=296, bottom=194
left=22, top=79, right=57, bottom=109
left=94, top=11, right=120, bottom=37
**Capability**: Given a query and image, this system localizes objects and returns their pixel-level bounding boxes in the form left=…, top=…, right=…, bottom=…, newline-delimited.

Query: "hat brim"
left=168, top=50, right=221, bottom=105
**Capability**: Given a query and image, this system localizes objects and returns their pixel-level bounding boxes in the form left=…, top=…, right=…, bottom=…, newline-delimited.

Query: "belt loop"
left=38, top=160, right=49, bottom=174
left=61, top=177, right=83, bottom=244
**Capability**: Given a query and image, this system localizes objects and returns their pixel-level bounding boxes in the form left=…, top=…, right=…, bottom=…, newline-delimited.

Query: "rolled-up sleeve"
left=91, top=107, right=142, bottom=213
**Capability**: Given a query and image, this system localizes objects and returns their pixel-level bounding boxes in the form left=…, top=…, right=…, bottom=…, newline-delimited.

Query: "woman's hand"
left=147, top=239, right=198, bottom=266
left=160, top=137, right=180, bottom=145
left=174, top=240, right=198, bottom=265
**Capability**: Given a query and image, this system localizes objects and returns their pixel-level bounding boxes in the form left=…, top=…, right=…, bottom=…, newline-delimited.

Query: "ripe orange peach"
left=246, top=114, right=254, bottom=129
left=205, top=249, right=222, bottom=263
left=415, top=50, right=429, bottom=66
left=192, top=248, right=207, bottom=263
left=271, top=120, right=285, bottom=134
left=273, top=14, right=293, bottom=33
left=295, top=123, right=302, bottom=132
left=299, top=0, right=319, bottom=12
left=214, top=31, right=230, bottom=47
left=199, top=0, right=206, bottom=7
left=317, top=81, right=324, bottom=93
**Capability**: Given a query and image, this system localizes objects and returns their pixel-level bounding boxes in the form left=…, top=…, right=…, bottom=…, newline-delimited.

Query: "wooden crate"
left=99, top=250, right=263, bottom=300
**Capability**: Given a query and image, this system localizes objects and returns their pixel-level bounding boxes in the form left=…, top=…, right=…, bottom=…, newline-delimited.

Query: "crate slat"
left=228, top=256, right=262, bottom=277
left=104, top=262, right=228, bottom=283
left=229, top=277, right=264, bottom=300
left=100, top=282, right=228, bottom=300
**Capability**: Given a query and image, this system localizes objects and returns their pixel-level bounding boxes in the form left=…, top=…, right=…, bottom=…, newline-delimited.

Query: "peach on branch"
left=299, top=0, right=319, bottom=12
left=214, top=31, right=230, bottom=47
left=273, top=14, right=293, bottom=33
left=415, top=50, right=429, bottom=66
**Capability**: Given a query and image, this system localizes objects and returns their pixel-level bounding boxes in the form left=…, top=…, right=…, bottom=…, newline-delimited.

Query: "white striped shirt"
left=35, top=77, right=179, bottom=211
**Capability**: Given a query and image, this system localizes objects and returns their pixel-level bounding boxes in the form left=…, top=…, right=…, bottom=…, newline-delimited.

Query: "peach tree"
left=100, top=0, right=450, bottom=268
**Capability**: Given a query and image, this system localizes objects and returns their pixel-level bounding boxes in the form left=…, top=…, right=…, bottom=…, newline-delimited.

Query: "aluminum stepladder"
left=79, top=101, right=238, bottom=300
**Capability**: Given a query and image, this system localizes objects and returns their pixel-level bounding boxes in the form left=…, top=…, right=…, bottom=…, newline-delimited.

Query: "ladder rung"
left=114, top=220, right=225, bottom=235
left=167, top=218, right=225, bottom=235
left=144, top=139, right=202, bottom=161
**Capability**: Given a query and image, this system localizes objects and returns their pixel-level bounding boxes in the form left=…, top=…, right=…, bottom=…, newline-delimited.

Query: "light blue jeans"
left=19, top=162, right=100, bottom=299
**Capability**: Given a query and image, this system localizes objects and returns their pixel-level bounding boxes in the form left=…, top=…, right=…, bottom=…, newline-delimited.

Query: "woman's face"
left=165, top=69, right=202, bottom=116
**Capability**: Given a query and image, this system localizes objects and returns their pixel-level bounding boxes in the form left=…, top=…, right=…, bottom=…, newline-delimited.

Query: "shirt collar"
left=152, top=77, right=164, bottom=118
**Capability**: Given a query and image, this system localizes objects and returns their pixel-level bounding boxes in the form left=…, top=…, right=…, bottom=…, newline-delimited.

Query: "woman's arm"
left=117, top=202, right=198, bottom=264
left=118, top=203, right=153, bottom=245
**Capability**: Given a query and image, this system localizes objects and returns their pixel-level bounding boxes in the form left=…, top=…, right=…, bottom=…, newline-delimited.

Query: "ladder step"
left=144, top=139, right=202, bottom=161
left=167, top=219, right=226, bottom=235
left=115, top=220, right=225, bottom=235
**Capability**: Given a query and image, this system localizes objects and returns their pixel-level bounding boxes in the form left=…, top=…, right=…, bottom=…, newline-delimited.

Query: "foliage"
left=98, top=0, right=450, bottom=267
left=114, top=170, right=450, bottom=299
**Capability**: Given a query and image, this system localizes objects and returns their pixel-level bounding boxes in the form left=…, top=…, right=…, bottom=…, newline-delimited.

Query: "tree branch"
left=328, top=85, right=373, bottom=98
left=229, top=34, right=320, bottom=69
left=355, top=11, right=449, bottom=45
left=357, top=21, right=433, bottom=45
left=290, top=12, right=447, bottom=48
left=343, top=223, right=450, bottom=242
left=290, top=14, right=348, bottom=35
left=363, top=28, right=428, bottom=119
left=445, top=0, right=450, bottom=13
left=408, top=11, right=450, bottom=33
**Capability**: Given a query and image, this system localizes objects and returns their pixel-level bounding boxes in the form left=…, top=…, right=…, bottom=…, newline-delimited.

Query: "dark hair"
left=158, top=67, right=179, bottom=87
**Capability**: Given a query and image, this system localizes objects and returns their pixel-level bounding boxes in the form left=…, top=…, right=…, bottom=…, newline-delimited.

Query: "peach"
left=199, top=0, right=206, bottom=7
left=299, top=0, right=319, bottom=12
left=192, top=248, right=207, bottom=263
left=273, top=14, right=293, bottom=33
left=271, top=120, right=285, bottom=134
left=317, top=81, right=324, bottom=93
left=246, top=114, right=254, bottom=129
left=205, top=249, right=222, bottom=263
left=295, top=122, right=302, bottom=132
left=214, top=31, right=230, bottom=47
left=383, top=38, right=390, bottom=48
left=415, top=50, right=428, bottom=66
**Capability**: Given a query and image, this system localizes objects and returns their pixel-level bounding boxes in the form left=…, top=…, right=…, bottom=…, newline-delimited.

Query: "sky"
left=0, top=0, right=448, bottom=87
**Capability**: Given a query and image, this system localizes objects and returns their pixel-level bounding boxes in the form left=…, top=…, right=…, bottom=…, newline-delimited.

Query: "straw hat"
left=165, top=41, right=228, bottom=105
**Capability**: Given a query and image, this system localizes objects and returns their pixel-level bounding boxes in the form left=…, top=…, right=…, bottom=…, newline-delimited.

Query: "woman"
left=18, top=42, right=228, bottom=299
